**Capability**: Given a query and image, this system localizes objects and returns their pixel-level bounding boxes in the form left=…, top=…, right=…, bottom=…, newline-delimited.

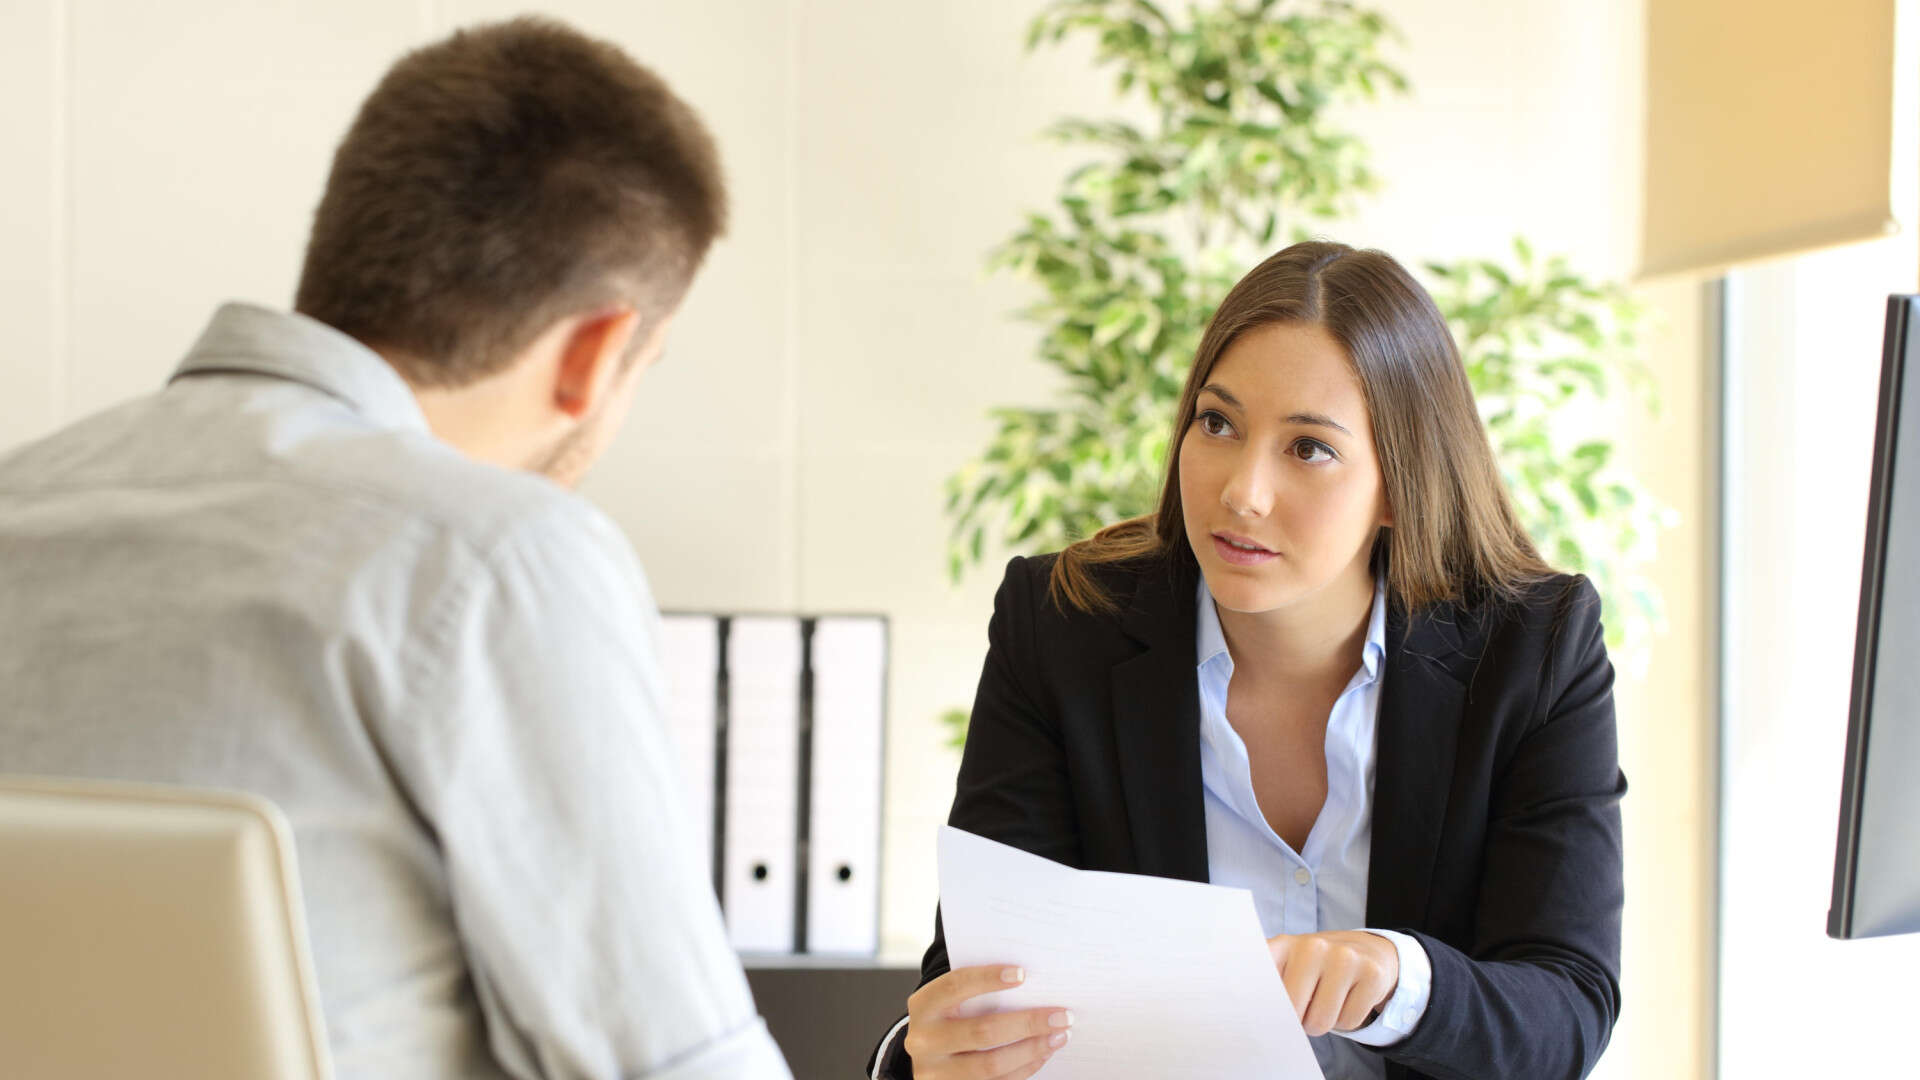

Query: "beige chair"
left=0, top=775, right=332, bottom=1080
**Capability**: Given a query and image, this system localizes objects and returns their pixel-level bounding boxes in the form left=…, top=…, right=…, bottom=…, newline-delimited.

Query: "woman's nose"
left=1220, top=455, right=1274, bottom=518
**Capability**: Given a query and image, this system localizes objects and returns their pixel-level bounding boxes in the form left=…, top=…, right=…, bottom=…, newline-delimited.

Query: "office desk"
left=745, top=956, right=919, bottom=1080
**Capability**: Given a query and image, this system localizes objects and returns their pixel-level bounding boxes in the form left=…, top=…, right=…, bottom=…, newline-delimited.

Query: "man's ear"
left=553, top=306, right=643, bottom=419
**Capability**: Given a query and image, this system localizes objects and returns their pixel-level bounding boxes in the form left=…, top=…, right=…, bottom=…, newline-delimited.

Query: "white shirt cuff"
left=1335, top=929, right=1432, bottom=1048
left=870, top=1014, right=911, bottom=1079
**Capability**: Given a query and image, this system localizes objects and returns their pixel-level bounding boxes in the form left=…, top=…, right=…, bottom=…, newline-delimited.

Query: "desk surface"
left=745, top=961, right=919, bottom=1080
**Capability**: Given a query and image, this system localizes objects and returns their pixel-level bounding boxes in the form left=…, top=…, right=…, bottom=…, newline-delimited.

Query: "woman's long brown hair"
left=1049, top=240, right=1554, bottom=615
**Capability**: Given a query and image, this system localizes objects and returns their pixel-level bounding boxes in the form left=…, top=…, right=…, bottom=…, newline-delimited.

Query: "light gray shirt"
left=0, top=304, right=791, bottom=1080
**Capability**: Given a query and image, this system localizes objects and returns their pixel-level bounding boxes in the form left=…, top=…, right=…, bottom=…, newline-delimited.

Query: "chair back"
left=0, top=775, right=332, bottom=1080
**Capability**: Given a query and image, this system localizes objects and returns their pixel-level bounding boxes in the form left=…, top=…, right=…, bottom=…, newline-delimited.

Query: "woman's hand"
left=1266, top=930, right=1400, bottom=1037
left=902, top=965, right=1073, bottom=1080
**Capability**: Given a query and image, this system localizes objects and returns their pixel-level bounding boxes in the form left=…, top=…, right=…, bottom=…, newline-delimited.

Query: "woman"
left=867, top=241, right=1624, bottom=1080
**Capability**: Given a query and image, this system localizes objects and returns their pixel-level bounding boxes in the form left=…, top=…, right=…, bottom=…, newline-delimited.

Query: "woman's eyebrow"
left=1199, top=384, right=1353, bottom=438
left=1198, top=383, right=1244, bottom=410
left=1286, top=411, right=1353, bottom=438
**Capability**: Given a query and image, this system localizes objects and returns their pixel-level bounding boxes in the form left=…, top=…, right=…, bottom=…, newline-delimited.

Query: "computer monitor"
left=1828, top=294, right=1920, bottom=940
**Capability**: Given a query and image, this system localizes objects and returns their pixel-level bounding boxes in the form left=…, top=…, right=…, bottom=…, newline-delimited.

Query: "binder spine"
left=669, top=611, right=885, bottom=956
left=712, top=616, right=730, bottom=906
left=793, top=618, right=817, bottom=954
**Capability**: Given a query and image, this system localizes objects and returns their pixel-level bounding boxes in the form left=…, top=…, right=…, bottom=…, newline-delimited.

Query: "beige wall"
left=0, top=2, right=1712, bottom=1076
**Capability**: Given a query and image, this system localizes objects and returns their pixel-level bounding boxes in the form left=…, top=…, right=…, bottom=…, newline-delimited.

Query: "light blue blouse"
left=1196, top=576, right=1433, bottom=1079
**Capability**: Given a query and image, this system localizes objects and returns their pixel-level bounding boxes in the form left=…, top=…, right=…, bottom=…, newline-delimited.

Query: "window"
left=1718, top=235, right=1920, bottom=1076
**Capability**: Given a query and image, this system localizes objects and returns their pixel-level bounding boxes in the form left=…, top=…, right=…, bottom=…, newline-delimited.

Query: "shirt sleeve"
left=387, top=501, right=791, bottom=1080
left=1335, top=929, right=1433, bottom=1048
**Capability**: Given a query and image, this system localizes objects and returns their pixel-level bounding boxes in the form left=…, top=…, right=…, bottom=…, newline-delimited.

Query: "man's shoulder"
left=0, top=385, right=636, bottom=594
left=318, top=432, right=652, bottom=624
left=351, top=432, right=621, bottom=557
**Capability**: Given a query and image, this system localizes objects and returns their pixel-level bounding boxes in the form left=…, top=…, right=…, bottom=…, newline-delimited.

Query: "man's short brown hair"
left=294, top=17, right=726, bottom=388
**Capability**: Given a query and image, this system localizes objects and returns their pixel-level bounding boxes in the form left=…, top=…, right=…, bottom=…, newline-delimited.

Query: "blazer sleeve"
left=867, top=555, right=1081, bottom=1080
left=1382, top=578, right=1627, bottom=1080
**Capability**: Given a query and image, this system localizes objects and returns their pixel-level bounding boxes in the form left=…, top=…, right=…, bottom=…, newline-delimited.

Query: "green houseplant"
left=1423, top=240, right=1671, bottom=658
left=941, top=0, right=1667, bottom=744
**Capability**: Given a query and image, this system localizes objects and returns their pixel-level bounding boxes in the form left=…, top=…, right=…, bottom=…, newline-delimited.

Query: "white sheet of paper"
left=938, top=825, right=1325, bottom=1080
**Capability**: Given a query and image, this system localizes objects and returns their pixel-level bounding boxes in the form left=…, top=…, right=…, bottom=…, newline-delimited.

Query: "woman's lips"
left=1211, top=532, right=1277, bottom=566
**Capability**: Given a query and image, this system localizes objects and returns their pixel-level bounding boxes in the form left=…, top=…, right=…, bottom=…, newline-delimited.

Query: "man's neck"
left=393, top=350, right=548, bottom=472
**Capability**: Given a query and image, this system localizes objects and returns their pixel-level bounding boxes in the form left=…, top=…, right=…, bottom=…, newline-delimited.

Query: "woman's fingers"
left=909, top=964, right=1028, bottom=1023
left=1270, top=933, right=1327, bottom=1021
left=987, top=1043, right=1063, bottom=1080
left=964, top=1030, right=1069, bottom=1080
left=936, top=1006, right=1072, bottom=1059
left=1334, top=957, right=1398, bottom=1032
left=1267, top=931, right=1400, bottom=1037
left=1300, top=946, right=1356, bottom=1036
left=903, top=965, right=1073, bottom=1078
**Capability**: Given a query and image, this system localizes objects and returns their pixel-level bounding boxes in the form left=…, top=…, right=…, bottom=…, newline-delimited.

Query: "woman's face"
left=1178, top=321, right=1392, bottom=616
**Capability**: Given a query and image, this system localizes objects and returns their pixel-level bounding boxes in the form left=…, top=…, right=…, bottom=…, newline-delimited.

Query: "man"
left=0, top=17, right=789, bottom=1080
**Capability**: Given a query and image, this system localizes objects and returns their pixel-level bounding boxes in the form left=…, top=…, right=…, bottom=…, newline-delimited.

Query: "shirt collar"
left=168, top=302, right=431, bottom=433
left=1196, top=580, right=1233, bottom=670
left=1195, top=574, right=1389, bottom=681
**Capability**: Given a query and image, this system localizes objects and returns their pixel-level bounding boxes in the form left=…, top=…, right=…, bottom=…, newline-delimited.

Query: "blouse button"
left=1293, top=867, right=1312, bottom=886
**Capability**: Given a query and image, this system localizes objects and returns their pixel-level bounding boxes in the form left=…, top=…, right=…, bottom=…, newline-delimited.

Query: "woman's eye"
left=1293, top=439, right=1335, bottom=464
left=1197, top=410, right=1234, bottom=437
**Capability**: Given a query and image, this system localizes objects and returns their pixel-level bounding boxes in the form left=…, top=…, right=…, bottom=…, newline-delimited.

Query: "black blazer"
left=870, top=552, right=1625, bottom=1080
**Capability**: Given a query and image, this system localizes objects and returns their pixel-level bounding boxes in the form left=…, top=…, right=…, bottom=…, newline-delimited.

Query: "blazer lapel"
left=1366, top=599, right=1473, bottom=931
left=1109, top=558, right=1210, bottom=884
